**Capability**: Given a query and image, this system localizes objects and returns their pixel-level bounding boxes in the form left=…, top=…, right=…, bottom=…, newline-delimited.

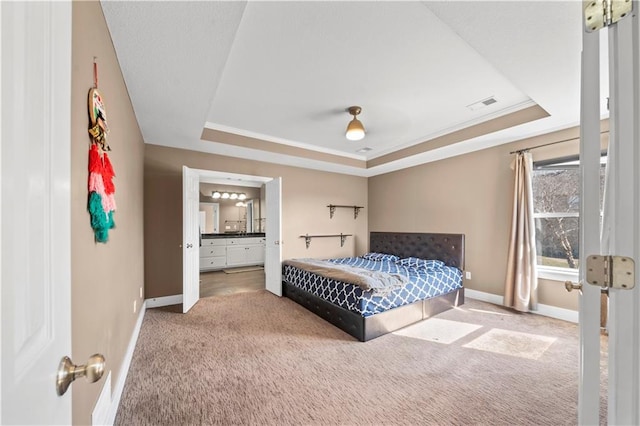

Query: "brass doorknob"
left=56, top=354, right=105, bottom=396
left=564, top=280, right=583, bottom=293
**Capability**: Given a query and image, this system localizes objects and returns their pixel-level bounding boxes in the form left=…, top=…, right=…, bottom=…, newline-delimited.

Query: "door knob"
left=564, top=280, right=583, bottom=293
left=56, top=353, right=105, bottom=396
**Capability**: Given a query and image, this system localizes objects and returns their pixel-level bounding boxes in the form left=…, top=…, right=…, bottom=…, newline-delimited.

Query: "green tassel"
left=88, top=192, right=115, bottom=243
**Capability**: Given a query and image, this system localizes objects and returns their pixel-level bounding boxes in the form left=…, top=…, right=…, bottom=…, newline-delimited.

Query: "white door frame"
left=579, top=3, right=640, bottom=424
left=184, top=169, right=282, bottom=298
left=603, top=7, right=639, bottom=424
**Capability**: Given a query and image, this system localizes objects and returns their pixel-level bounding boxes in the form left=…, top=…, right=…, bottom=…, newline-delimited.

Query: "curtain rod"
left=509, top=130, right=608, bottom=155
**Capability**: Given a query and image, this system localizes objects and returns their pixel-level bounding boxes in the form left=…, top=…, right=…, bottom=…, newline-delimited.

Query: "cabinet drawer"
left=201, top=238, right=227, bottom=246
left=228, top=237, right=265, bottom=245
left=200, top=256, right=226, bottom=269
left=200, top=246, right=226, bottom=257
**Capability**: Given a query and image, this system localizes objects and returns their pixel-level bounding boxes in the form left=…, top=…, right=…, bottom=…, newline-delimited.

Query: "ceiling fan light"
left=345, top=106, right=365, bottom=141
left=346, top=118, right=365, bottom=141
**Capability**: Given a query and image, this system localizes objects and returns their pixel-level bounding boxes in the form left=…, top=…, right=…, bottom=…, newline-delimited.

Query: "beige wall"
left=369, top=124, right=608, bottom=311
left=145, top=145, right=368, bottom=298
left=71, top=2, right=145, bottom=424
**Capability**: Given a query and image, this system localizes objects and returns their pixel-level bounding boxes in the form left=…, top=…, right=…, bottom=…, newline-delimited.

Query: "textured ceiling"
left=102, top=1, right=597, bottom=177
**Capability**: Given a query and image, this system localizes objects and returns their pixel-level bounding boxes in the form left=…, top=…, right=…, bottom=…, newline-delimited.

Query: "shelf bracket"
left=353, top=207, right=362, bottom=219
left=327, top=204, right=364, bottom=219
left=303, top=234, right=312, bottom=249
left=340, top=233, right=347, bottom=247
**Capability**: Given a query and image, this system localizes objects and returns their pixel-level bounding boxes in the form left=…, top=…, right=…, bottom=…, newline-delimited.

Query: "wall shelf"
left=299, top=233, right=352, bottom=249
left=327, top=204, right=364, bottom=219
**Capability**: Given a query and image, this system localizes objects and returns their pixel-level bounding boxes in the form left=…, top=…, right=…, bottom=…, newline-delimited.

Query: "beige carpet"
left=393, top=318, right=483, bottom=344
left=115, top=291, right=607, bottom=425
left=463, top=328, right=557, bottom=360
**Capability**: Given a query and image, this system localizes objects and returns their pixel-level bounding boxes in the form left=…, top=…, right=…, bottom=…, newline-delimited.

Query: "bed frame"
left=282, top=232, right=465, bottom=342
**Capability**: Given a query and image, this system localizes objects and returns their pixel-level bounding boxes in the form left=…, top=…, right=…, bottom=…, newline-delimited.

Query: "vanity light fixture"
left=211, top=191, right=247, bottom=201
left=345, top=106, right=365, bottom=141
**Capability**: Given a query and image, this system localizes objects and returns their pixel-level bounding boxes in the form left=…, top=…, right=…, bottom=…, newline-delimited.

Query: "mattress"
left=282, top=257, right=463, bottom=317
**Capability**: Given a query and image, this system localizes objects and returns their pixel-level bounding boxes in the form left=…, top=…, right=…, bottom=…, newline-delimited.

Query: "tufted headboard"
left=369, top=232, right=465, bottom=270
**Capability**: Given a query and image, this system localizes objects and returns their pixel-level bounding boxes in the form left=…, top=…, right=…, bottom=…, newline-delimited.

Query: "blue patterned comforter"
left=282, top=257, right=462, bottom=317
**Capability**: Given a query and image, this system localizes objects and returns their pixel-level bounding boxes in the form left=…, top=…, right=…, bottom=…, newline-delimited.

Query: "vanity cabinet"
left=226, top=237, right=266, bottom=267
left=200, top=236, right=265, bottom=271
left=200, top=238, right=227, bottom=271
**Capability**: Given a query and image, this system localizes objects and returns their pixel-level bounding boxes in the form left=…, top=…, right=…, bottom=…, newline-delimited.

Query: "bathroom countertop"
left=201, top=233, right=265, bottom=239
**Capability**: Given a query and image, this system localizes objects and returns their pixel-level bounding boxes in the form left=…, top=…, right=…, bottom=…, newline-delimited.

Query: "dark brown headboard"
left=369, top=232, right=465, bottom=269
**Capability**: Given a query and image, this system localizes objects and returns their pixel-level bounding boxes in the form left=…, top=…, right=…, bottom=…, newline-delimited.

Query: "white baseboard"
left=534, top=303, right=579, bottom=323
left=99, top=300, right=147, bottom=425
left=464, top=288, right=578, bottom=323
left=91, top=372, right=112, bottom=425
left=145, top=294, right=183, bottom=308
left=464, top=288, right=504, bottom=305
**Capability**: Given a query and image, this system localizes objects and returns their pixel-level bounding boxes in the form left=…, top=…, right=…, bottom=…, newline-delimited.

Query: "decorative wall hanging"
left=87, top=58, right=116, bottom=243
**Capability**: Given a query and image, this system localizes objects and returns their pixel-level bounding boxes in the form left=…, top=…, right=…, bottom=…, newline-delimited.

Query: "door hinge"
left=586, top=255, right=635, bottom=290
left=585, top=0, right=633, bottom=32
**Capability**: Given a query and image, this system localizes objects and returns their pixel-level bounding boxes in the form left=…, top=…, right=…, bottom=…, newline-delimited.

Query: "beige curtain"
left=504, top=151, right=538, bottom=312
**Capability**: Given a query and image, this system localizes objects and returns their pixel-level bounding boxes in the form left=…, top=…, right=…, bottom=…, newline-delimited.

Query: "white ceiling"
left=101, top=1, right=604, bottom=177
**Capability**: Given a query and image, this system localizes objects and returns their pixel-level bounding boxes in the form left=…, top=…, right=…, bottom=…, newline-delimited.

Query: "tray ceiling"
left=102, top=1, right=601, bottom=177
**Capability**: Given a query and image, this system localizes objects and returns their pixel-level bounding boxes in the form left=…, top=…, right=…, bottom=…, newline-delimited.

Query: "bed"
left=282, top=232, right=465, bottom=341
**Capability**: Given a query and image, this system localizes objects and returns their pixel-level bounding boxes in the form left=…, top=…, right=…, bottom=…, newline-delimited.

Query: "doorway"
left=183, top=168, right=282, bottom=311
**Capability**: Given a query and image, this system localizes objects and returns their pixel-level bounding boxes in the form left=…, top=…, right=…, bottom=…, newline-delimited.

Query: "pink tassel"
left=88, top=172, right=105, bottom=193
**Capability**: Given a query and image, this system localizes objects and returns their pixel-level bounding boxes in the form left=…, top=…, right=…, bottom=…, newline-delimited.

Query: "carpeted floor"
left=115, top=291, right=606, bottom=425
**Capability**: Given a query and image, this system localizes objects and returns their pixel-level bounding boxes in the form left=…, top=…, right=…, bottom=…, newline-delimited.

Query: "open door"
left=1, top=2, right=73, bottom=423
left=579, top=4, right=640, bottom=424
left=182, top=166, right=200, bottom=312
left=265, top=177, right=282, bottom=296
left=577, top=20, right=603, bottom=425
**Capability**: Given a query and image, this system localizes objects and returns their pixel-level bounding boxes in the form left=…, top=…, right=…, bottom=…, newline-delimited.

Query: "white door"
left=1, top=2, right=73, bottom=424
left=579, top=7, right=640, bottom=425
left=182, top=166, right=200, bottom=313
left=265, top=178, right=282, bottom=296
left=577, top=22, right=603, bottom=425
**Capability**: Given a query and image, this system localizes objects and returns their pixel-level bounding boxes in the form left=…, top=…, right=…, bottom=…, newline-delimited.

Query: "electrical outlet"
left=465, top=271, right=472, bottom=280
left=133, top=300, right=137, bottom=314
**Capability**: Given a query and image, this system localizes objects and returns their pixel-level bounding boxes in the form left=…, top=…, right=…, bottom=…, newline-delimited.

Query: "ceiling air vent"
left=356, top=147, right=372, bottom=153
left=467, top=96, right=498, bottom=111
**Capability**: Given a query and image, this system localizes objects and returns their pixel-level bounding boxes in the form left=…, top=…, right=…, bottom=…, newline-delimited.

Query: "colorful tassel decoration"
left=88, top=143, right=116, bottom=242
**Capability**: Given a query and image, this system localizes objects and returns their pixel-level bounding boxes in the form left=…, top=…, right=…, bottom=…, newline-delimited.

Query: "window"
left=532, top=155, right=606, bottom=275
